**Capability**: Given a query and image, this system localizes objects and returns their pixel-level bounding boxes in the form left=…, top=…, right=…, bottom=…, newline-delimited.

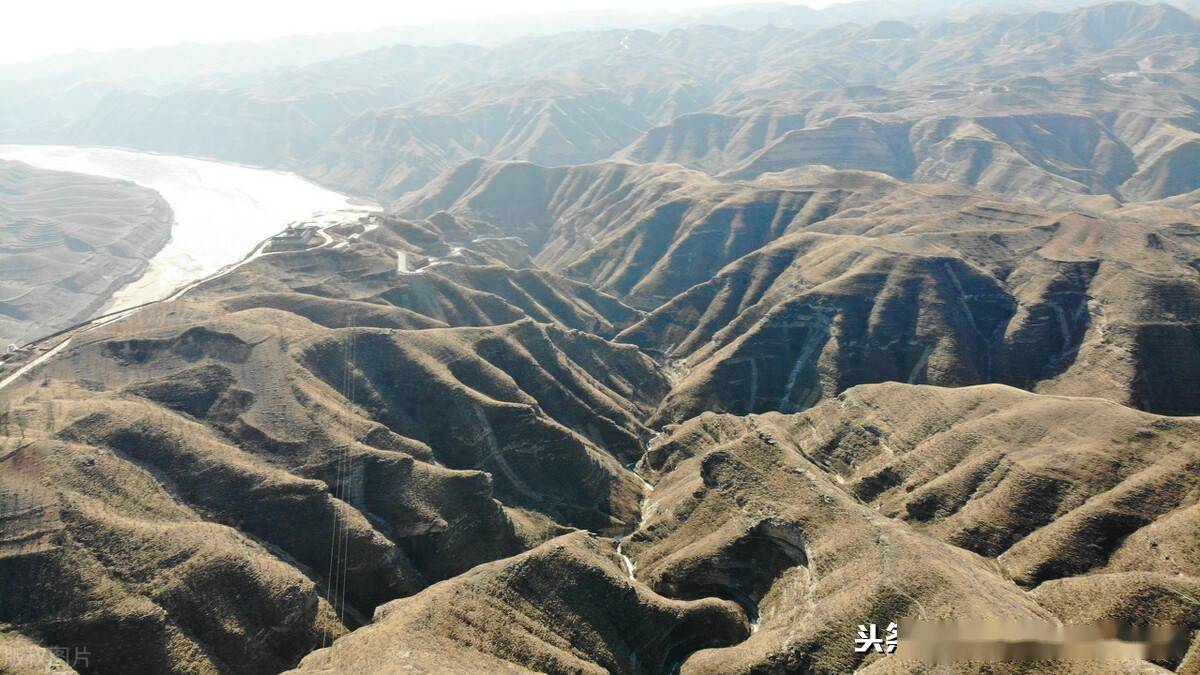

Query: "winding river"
left=0, top=144, right=364, bottom=312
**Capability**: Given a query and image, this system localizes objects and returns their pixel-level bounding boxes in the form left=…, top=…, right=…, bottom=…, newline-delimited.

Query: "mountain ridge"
left=3, top=2, right=1200, bottom=673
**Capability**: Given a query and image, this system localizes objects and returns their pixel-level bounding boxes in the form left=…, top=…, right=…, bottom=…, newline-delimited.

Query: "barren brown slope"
left=290, top=532, right=748, bottom=675
left=614, top=108, right=809, bottom=173
left=297, top=381, right=1190, bottom=667
left=717, top=94, right=1196, bottom=206
left=2, top=166, right=1197, bottom=673
left=616, top=383, right=1198, bottom=673
left=54, top=28, right=722, bottom=178
left=763, top=383, right=1200, bottom=587
left=611, top=183, right=1200, bottom=419
left=0, top=159, right=172, bottom=347
left=306, top=83, right=653, bottom=202
left=2, top=5, right=1199, bottom=670
left=613, top=4, right=1200, bottom=208
left=0, top=227, right=671, bottom=672
left=5, top=2, right=1198, bottom=211
left=207, top=215, right=644, bottom=339
left=623, top=409, right=1049, bottom=673
left=401, top=159, right=1200, bottom=418
left=393, top=161, right=942, bottom=308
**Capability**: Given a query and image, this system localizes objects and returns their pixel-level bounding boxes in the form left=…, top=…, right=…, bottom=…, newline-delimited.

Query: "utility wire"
left=338, top=324, right=355, bottom=626
left=321, top=319, right=356, bottom=647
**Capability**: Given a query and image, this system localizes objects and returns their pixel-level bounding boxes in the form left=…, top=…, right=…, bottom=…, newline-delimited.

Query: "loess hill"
left=0, top=160, right=172, bottom=347
left=2, top=168, right=1198, bottom=672
left=1, top=2, right=1200, bottom=674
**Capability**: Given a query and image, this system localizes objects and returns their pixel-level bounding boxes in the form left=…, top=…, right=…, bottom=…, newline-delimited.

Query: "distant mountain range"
left=4, top=2, right=1196, bottom=211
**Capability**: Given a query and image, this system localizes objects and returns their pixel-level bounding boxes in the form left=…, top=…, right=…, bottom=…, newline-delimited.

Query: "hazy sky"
left=0, top=0, right=839, bottom=64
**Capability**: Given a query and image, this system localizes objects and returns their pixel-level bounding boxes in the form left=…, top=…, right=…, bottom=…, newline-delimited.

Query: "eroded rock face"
left=307, top=85, right=655, bottom=202
left=0, top=434, right=345, bottom=674
left=18, top=1, right=1198, bottom=211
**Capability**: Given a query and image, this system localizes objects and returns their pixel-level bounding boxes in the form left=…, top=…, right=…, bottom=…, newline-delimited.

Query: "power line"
left=321, top=316, right=357, bottom=647
left=338, top=324, right=355, bottom=627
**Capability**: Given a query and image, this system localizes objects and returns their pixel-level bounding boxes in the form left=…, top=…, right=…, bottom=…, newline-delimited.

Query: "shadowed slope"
left=623, top=407, right=1053, bottom=673
left=617, top=382, right=1198, bottom=672
left=0, top=252, right=667, bottom=672
left=290, top=532, right=748, bottom=674
left=614, top=197, right=1200, bottom=419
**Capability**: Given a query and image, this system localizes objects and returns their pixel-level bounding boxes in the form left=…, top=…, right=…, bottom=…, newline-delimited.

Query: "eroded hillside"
left=0, top=160, right=172, bottom=347
left=2, top=178, right=1197, bottom=671
left=2, top=2, right=1200, bottom=674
